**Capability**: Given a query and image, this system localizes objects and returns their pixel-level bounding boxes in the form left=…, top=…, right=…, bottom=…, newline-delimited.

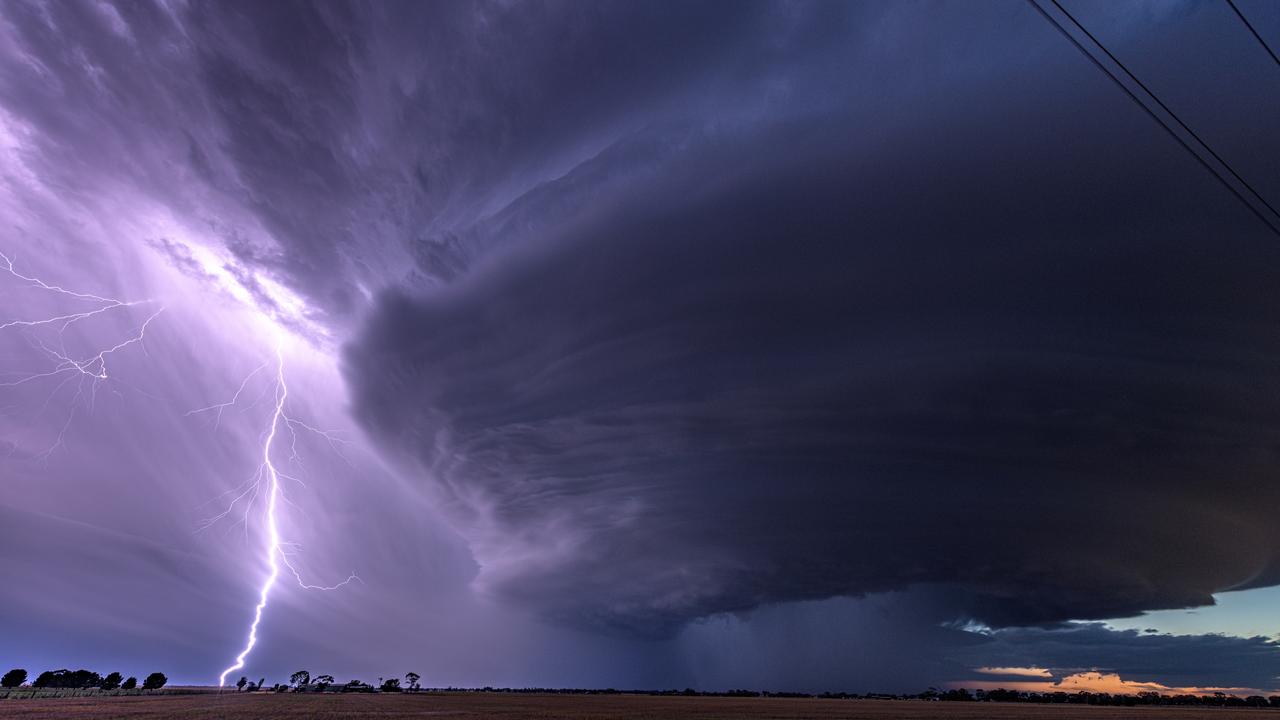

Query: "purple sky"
left=3, top=0, right=1280, bottom=694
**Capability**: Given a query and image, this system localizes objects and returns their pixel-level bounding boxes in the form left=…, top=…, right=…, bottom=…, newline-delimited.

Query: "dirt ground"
left=2, top=693, right=1279, bottom=720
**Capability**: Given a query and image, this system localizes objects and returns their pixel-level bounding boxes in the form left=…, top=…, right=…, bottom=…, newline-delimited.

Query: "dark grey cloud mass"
left=345, top=0, right=1280, bottom=637
left=3, top=0, right=1280, bottom=692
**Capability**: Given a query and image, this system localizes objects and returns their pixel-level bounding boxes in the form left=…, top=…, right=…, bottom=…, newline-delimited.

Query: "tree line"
left=1, top=668, right=166, bottom=691
left=10, top=667, right=1280, bottom=706
left=915, top=687, right=1280, bottom=708
left=230, top=670, right=422, bottom=693
left=325, top=684, right=1280, bottom=707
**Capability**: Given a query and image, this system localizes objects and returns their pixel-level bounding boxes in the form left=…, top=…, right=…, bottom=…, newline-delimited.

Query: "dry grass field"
left=2, top=693, right=1279, bottom=720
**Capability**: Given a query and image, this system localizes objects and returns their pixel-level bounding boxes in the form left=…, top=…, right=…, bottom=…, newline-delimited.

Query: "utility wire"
left=1049, top=0, right=1280, bottom=226
left=1225, top=0, right=1280, bottom=71
left=1025, top=0, right=1280, bottom=238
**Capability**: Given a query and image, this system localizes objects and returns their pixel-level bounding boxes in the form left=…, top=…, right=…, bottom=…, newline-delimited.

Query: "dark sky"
left=2, top=0, right=1280, bottom=694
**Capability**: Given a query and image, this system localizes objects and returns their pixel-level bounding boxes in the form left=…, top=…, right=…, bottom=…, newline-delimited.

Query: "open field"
left=3, top=693, right=1280, bottom=720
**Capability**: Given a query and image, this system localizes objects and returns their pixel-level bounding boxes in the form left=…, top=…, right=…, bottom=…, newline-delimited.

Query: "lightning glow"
left=1, top=245, right=359, bottom=688
left=159, top=234, right=362, bottom=684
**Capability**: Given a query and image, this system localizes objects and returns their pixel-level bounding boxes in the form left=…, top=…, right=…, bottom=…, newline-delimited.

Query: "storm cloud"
left=343, top=0, right=1280, bottom=636
left=4, top=0, right=1280, bottom=692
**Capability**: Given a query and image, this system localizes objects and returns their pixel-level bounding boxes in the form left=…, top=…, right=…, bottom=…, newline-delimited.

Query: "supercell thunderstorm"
left=10, top=0, right=1280, bottom=697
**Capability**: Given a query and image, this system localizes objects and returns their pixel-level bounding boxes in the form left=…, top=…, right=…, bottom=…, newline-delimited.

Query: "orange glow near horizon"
left=954, top=670, right=1263, bottom=697
left=975, top=666, right=1052, bottom=678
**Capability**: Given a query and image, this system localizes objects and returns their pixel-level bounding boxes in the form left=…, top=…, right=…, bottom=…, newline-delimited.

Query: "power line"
left=1047, top=0, right=1280, bottom=227
left=1025, top=0, right=1280, bottom=238
left=1225, top=0, right=1280, bottom=71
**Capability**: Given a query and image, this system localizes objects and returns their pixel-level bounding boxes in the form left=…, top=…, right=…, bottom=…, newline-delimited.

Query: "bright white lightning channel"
left=200, top=342, right=360, bottom=688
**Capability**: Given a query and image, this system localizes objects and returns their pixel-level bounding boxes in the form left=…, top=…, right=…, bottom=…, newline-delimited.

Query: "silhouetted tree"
left=257, top=677, right=265, bottom=692
left=381, top=677, right=402, bottom=692
left=405, top=672, right=420, bottom=692
left=122, top=677, right=137, bottom=690
left=141, top=672, right=167, bottom=690
left=1, top=669, right=26, bottom=688
left=290, top=670, right=310, bottom=688
left=342, top=680, right=373, bottom=693
left=33, top=669, right=101, bottom=688
left=100, top=672, right=123, bottom=690
left=236, top=676, right=247, bottom=692
left=314, top=674, right=334, bottom=690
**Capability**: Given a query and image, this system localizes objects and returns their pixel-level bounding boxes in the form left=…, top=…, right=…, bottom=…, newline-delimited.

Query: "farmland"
left=3, top=693, right=1280, bottom=719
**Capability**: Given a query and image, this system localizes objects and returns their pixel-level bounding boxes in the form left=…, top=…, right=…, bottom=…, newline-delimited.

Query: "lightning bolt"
left=205, top=341, right=360, bottom=688
left=1, top=247, right=359, bottom=687
left=0, top=249, right=163, bottom=457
